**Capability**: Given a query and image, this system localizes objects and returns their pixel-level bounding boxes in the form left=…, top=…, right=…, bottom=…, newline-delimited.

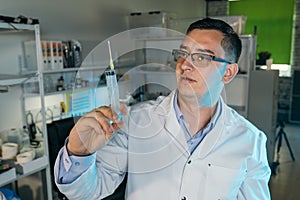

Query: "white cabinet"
left=0, top=21, right=53, bottom=199
left=224, top=35, right=257, bottom=117
left=247, top=70, right=279, bottom=164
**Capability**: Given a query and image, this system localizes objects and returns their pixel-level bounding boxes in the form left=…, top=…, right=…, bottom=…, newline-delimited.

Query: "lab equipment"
left=105, top=41, right=122, bottom=123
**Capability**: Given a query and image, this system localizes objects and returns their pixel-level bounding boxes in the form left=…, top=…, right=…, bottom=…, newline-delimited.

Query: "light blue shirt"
left=173, top=90, right=222, bottom=154
left=58, top=92, right=222, bottom=183
left=57, top=139, right=95, bottom=184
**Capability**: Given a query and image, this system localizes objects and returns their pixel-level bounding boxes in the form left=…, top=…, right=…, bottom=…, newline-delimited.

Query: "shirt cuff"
left=59, top=138, right=96, bottom=184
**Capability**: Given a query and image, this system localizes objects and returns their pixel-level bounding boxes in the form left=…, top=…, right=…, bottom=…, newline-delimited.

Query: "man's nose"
left=181, top=57, right=194, bottom=71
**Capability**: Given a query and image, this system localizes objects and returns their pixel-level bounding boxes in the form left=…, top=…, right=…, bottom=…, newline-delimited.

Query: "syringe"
left=105, top=40, right=122, bottom=124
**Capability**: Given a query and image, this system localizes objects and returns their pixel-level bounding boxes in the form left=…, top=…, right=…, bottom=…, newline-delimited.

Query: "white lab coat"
left=55, top=91, right=271, bottom=200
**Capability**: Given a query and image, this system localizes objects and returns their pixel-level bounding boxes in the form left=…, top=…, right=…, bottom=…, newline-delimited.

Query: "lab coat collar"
left=155, top=91, right=230, bottom=159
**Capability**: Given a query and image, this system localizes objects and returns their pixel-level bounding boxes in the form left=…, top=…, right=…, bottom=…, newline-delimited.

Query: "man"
left=54, top=18, right=271, bottom=199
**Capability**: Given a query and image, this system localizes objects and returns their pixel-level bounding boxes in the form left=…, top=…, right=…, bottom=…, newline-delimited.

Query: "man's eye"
left=197, top=55, right=206, bottom=61
left=198, top=56, right=204, bottom=61
left=196, top=54, right=210, bottom=61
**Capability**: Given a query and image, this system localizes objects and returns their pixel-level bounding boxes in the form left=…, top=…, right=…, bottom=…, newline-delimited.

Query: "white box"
left=45, top=41, right=52, bottom=70
left=24, top=41, right=38, bottom=71
left=41, top=41, right=50, bottom=70
left=50, top=41, right=63, bottom=70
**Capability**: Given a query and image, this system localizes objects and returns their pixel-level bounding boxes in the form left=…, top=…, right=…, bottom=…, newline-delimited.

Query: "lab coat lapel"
left=155, top=91, right=189, bottom=157
left=194, top=98, right=229, bottom=159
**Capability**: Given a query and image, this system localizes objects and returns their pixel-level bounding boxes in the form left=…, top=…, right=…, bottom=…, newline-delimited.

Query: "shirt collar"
left=174, top=90, right=184, bottom=122
left=173, top=90, right=222, bottom=129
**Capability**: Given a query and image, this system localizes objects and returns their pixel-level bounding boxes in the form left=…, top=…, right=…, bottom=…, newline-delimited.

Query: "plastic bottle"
left=7, top=128, right=21, bottom=145
left=21, top=125, right=30, bottom=149
left=56, top=76, right=65, bottom=91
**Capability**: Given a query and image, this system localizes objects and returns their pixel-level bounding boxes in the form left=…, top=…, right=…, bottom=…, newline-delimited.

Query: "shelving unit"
left=43, top=65, right=106, bottom=74
left=0, top=156, right=48, bottom=186
left=0, top=21, right=53, bottom=199
left=44, top=66, right=105, bottom=91
left=39, top=65, right=108, bottom=121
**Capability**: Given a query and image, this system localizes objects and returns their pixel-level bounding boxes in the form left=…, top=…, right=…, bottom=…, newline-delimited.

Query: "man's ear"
left=222, top=63, right=239, bottom=84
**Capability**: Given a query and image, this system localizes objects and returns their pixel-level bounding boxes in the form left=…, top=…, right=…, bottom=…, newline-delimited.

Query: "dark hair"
left=186, top=17, right=242, bottom=63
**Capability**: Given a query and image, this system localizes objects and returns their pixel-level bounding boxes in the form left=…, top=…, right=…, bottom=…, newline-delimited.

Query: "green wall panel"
left=229, top=0, right=295, bottom=64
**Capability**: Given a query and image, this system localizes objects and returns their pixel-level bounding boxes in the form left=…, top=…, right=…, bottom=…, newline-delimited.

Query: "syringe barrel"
left=105, top=69, right=121, bottom=116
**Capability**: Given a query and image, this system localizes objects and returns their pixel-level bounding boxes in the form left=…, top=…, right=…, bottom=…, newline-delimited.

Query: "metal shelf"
left=0, top=156, right=48, bottom=187
left=0, top=20, right=53, bottom=199
left=0, top=73, right=37, bottom=86
left=0, top=168, right=17, bottom=187
left=0, top=23, right=35, bottom=32
left=42, top=65, right=107, bottom=74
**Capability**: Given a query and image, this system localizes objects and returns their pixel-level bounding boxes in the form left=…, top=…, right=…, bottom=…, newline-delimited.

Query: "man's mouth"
left=181, top=76, right=196, bottom=83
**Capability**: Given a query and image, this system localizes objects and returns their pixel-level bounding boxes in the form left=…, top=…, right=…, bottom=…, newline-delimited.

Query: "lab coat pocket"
left=203, top=163, right=246, bottom=200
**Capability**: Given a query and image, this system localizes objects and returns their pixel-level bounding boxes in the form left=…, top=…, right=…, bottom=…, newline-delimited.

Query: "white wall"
left=0, top=0, right=206, bottom=57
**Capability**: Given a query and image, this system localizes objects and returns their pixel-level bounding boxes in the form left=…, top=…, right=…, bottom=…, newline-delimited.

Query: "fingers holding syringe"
left=67, top=105, right=126, bottom=155
left=93, top=106, right=124, bottom=134
left=110, top=103, right=128, bottom=131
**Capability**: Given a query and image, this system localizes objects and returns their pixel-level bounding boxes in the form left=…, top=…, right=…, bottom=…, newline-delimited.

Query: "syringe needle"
left=107, top=40, right=114, bottom=70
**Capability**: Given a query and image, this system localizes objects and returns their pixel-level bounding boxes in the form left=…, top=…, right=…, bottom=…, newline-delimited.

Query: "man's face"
left=175, top=29, right=229, bottom=107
